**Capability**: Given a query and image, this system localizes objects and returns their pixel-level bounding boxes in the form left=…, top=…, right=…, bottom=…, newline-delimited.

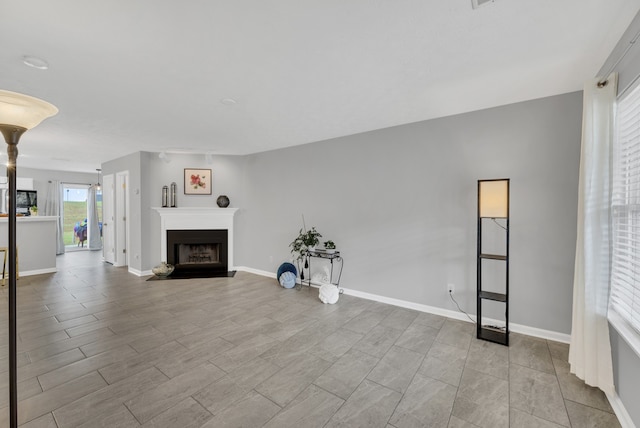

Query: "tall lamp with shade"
left=477, top=178, right=510, bottom=346
left=0, top=90, right=58, bottom=428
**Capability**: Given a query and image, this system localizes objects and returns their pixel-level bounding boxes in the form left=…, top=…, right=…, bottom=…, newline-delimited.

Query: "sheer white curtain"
left=44, top=180, right=65, bottom=255
left=87, top=185, right=101, bottom=251
left=568, top=73, right=617, bottom=394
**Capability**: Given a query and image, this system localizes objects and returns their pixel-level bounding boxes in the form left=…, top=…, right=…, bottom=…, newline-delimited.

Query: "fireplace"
left=153, top=207, right=238, bottom=277
left=167, top=229, right=228, bottom=277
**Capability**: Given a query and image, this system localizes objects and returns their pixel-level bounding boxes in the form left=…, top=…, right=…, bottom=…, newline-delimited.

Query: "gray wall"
left=121, top=91, right=582, bottom=336
left=103, top=151, right=249, bottom=273
left=140, top=151, right=248, bottom=271
left=96, top=92, right=583, bottom=337
left=102, top=152, right=143, bottom=271
left=600, top=10, right=640, bottom=428
left=240, top=91, right=582, bottom=334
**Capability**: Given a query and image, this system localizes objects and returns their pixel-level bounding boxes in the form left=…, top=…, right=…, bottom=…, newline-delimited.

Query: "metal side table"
left=299, top=249, right=344, bottom=292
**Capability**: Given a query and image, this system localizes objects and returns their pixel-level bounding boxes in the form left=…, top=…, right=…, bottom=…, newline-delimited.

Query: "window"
left=610, top=82, right=640, bottom=351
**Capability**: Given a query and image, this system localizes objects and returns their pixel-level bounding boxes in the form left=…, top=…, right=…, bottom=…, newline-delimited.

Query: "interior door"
left=115, top=171, right=129, bottom=267
left=102, top=174, right=116, bottom=264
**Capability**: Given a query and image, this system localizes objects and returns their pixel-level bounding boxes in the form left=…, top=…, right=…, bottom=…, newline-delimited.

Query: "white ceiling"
left=1, top=0, right=638, bottom=173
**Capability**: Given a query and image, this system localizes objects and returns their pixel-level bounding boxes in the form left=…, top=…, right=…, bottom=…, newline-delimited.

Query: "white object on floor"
left=312, top=265, right=331, bottom=285
left=319, top=283, right=339, bottom=304
left=279, top=271, right=297, bottom=289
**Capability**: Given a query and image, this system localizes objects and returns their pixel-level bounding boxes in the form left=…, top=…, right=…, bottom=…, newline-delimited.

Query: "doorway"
left=62, top=184, right=89, bottom=249
left=62, top=183, right=103, bottom=250
left=102, top=171, right=129, bottom=267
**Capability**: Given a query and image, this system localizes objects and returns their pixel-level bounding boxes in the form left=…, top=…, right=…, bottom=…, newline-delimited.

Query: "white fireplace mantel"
left=152, top=207, right=239, bottom=270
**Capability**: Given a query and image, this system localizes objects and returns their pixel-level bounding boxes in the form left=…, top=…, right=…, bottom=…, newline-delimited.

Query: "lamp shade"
left=479, top=179, right=509, bottom=218
left=0, top=90, right=58, bottom=129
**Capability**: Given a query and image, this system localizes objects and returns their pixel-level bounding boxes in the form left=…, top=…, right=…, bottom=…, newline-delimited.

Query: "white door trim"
left=102, top=174, right=115, bottom=264
left=115, top=171, right=129, bottom=267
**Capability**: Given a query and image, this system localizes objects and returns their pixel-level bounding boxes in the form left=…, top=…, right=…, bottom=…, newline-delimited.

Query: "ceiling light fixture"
left=471, top=0, right=495, bottom=9
left=221, top=98, right=237, bottom=106
left=22, top=55, right=49, bottom=70
left=0, top=89, right=58, bottom=428
left=158, top=151, right=171, bottom=163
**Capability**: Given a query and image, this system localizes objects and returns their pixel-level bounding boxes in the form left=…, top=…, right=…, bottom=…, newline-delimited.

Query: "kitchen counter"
left=0, top=216, right=57, bottom=276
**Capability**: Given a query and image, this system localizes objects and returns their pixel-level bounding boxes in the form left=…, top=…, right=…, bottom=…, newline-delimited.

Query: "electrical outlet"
left=447, top=283, right=454, bottom=295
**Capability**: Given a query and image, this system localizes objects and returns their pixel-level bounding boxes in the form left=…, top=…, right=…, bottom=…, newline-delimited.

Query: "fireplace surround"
left=153, top=207, right=238, bottom=276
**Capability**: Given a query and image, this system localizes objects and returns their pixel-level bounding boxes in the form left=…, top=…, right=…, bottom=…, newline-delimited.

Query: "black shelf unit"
left=477, top=179, right=510, bottom=346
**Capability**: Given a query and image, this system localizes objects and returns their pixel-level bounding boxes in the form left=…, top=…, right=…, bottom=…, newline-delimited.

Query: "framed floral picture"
left=184, top=168, right=212, bottom=195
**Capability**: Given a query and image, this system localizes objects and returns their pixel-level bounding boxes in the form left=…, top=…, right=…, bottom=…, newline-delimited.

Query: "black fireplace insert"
left=167, top=229, right=228, bottom=277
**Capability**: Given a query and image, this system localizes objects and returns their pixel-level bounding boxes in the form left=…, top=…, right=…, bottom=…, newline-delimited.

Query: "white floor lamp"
left=0, top=90, right=57, bottom=428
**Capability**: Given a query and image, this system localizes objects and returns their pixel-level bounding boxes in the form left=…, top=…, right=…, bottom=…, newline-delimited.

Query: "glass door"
left=63, top=184, right=89, bottom=248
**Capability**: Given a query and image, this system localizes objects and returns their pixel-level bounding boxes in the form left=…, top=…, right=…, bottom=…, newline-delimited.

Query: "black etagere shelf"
left=477, top=179, right=510, bottom=346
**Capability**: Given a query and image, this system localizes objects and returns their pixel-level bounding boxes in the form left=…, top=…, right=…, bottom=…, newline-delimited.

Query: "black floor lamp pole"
left=1, top=126, right=25, bottom=428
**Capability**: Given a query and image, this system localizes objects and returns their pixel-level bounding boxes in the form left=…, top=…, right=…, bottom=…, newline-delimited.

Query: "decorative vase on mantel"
left=170, top=182, right=177, bottom=207
left=217, top=195, right=230, bottom=208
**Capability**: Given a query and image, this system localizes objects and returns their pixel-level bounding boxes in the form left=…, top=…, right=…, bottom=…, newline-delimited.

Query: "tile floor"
left=0, top=251, right=621, bottom=427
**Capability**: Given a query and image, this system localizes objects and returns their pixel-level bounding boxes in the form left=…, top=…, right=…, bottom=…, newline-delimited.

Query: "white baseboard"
left=511, top=322, right=570, bottom=344
left=236, top=266, right=332, bottom=289
left=606, top=391, right=637, bottom=428
left=343, top=287, right=474, bottom=322
left=129, top=267, right=152, bottom=277
left=235, top=266, right=276, bottom=279
left=334, top=286, right=571, bottom=343
left=17, top=267, right=57, bottom=277
left=242, top=267, right=571, bottom=344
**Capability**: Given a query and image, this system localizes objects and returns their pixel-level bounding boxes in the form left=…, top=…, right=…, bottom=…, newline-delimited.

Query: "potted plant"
left=324, top=240, right=336, bottom=254
left=290, top=227, right=322, bottom=260
left=29, top=205, right=38, bottom=216
left=303, top=227, right=322, bottom=251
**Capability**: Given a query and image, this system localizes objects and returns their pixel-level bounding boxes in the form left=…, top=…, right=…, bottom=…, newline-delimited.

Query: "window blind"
left=611, top=82, right=640, bottom=335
